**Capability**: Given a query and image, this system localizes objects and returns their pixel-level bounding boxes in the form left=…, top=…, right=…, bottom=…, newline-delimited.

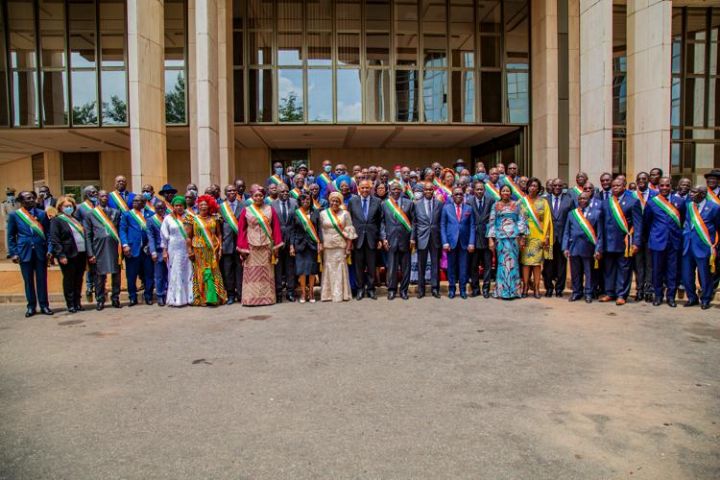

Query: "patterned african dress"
left=237, top=204, right=284, bottom=306
left=487, top=201, right=528, bottom=299
left=519, top=196, right=553, bottom=266
left=186, top=214, right=227, bottom=306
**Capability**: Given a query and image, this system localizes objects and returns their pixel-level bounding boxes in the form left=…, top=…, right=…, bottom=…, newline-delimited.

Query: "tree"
left=165, top=73, right=186, bottom=124
left=102, top=95, right=127, bottom=124
left=278, top=92, right=303, bottom=122
left=72, top=101, right=98, bottom=125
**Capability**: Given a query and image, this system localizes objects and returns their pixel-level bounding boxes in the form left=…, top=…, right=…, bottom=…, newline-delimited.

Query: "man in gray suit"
left=272, top=184, right=298, bottom=302
left=83, top=190, right=122, bottom=310
left=220, top=184, right=243, bottom=304
left=348, top=180, right=383, bottom=300
left=380, top=182, right=415, bottom=300
left=412, top=181, right=442, bottom=298
left=468, top=181, right=494, bottom=298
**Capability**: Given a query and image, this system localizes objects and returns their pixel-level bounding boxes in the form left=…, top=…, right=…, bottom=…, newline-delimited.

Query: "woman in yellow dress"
left=519, top=177, right=553, bottom=298
left=185, top=194, right=227, bottom=306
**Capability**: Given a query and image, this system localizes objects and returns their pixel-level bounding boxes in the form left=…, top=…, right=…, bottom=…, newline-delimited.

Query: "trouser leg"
left=666, top=247, right=679, bottom=300
left=570, top=256, right=582, bottom=297
left=72, top=253, right=87, bottom=306
left=20, top=261, right=37, bottom=310
left=399, top=249, right=411, bottom=293
left=417, top=248, right=428, bottom=292
left=95, top=273, right=108, bottom=302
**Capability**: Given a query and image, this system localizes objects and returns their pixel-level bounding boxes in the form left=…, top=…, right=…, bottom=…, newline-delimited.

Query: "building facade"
left=0, top=0, right=717, bottom=197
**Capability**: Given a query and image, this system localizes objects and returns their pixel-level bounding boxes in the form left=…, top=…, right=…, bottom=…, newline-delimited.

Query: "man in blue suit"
left=119, top=196, right=157, bottom=306
left=107, top=175, right=135, bottom=213
left=148, top=199, right=168, bottom=306
left=543, top=177, right=574, bottom=297
left=562, top=192, right=603, bottom=303
left=644, top=176, right=685, bottom=307
left=7, top=191, right=53, bottom=317
left=441, top=187, right=476, bottom=299
left=682, top=185, right=720, bottom=309
left=599, top=178, right=644, bottom=305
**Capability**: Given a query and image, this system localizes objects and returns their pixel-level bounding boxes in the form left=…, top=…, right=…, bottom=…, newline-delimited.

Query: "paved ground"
left=0, top=298, right=718, bottom=480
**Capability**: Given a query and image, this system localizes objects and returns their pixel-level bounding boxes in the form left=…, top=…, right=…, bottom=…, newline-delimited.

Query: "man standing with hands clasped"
left=563, top=192, right=603, bottom=303
left=380, top=181, right=415, bottom=300
left=412, top=181, right=442, bottom=298
left=441, top=187, right=475, bottom=299
left=348, top=180, right=383, bottom=300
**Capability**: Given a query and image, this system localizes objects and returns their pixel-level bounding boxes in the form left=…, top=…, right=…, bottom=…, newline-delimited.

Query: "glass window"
left=337, top=69, right=362, bottom=122
left=278, top=69, right=304, bottom=122
left=247, top=0, right=273, bottom=29
left=71, top=70, right=98, bottom=125
left=233, top=0, right=245, bottom=29
left=423, top=69, right=447, bottom=122
left=308, top=69, right=332, bottom=122
left=479, top=36, right=500, bottom=68
left=307, top=0, right=332, bottom=31
left=277, top=0, right=303, bottom=31
left=165, top=70, right=186, bottom=124
left=42, top=70, right=68, bottom=126
left=366, top=0, right=390, bottom=31
left=687, top=42, right=706, bottom=74
left=481, top=71, right=501, bottom=122
left=395, top=69, right=419, bottom=122
left=684, top=76, right=705, bottom=127
left=504, top=0, right=529, bottom=68
left=423, top=34, right=447, bottom=68
left=165, top=0, right=186, bottom=124
left=278, top=33, right=303, bottom=65
left=506, top=71, right=528, bottom=124
left=367, top=33, right=390, bottom=66
left=40, top=0, right=66, bottom=69
left=8, top=1, right=37, bottom=69
left=101, top=70, right=127, bottom=125
left=395, top=33, right=418, bottom=66
left=477, top=0, right=501, bottom=34
left=672, top=36, right=682, bottom=74
left=69, top=0, right=97, bottom=68
left=336, top=1, right=361, bottom=31
left=307, top=32, right=332, bottom=66
left=671, top=77, right=681, bottom=127
left=233, top=31, right=244, bottom=66
left=451, top=70, right=474, bottom=123
left=248, top=31, right=272, bottom=65
left=395, top=0, right=418, bottom=32
left=99, top=0, right=126, bottom=67
left=708, top=77, right=718, bottom=127
left=338, top=33, right=361, bottom=65
left=249, top=68, right=273, bottom=121
left=233, top=69, right=245, bottom=122
left=13, top=71, right=39, bottom=126
left=366, top=69, right=391, bottom=122
left=422, top=0, right=446, bottom=35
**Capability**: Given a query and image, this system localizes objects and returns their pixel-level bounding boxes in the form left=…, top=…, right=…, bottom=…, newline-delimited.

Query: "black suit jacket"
left=272, top=198, right=298, bottom=245
left=469, top=195, right=494, bottom=249
left=49, top=216, right=81, bottom=259
left=220, top=200, right=243, bottom=255
left=348, top=195, right=383, bottom=249
left=380, top=197, right=414, bottom=251
left=546, top=193, right=574, bottom=246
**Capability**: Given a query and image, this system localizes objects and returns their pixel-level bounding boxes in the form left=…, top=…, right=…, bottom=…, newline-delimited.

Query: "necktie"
left=479, top=198, right=483, bottom=211
left=553, top=196, right=558, bottom=215
left=456, top=205, right=461, bottom=221
left=363, top=197, right=369, bottom=219
left=282, top=202, right=287, bottom=222
left=604, top=191, right=609, bottom=201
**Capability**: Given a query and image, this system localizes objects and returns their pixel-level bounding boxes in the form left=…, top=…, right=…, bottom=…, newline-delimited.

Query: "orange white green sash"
left=295, top=208, right=319, bottom=244
left=326, top=208, right=348, bottom=239
left=170, top=214, right=188, bottom=239
left=150, top=214, right=162, bottom=229
left=193, top=215, right=215, bottom=250
left=312, top=198, right=323, bottom=210
left=572, top=185, right=583, bottom=196
left=432, top=178, right=441, bottom=189
left=519, top=195, right=541, bottom=231
left=632, top=190, right=647, bottom=211
left=269, top=174, right=284, bottom=186
left=437, top=183, right=453, bottom=199
left=110, top=191, right=129, bottom=212
left=246, top=204, right=274, bottom=246
left=289, top=188, right=302, bottom=200
left=92, top=207, right=120, bottom=243
left=57, top=214, right=84, bottom=235
left=219, top=202, right=238, bottom=234
left=609, top=195, right=633, bottom=257
left=404, top=184, right=414, bottom=199
left=16, top=208, right=45, bottom=239
left=571, top=208, right=597, bottom=245
left=485, top=181, right=501, bottom=201
left=652, top=195, right=681, bottom=228
left=688, top=202, right=717, bottom=272
left=78, top=200, right=94, bottom=215
left=707, top=189, right=720, bottom=206
left=156, top=196, right=172, bottom=214
left=503, top=176, right=524, bottom=199
left=385, top=197, right=412, bottom=232
left=317, top=172, right=332, bottom=187
left=129, top=209, right=147, bottom=230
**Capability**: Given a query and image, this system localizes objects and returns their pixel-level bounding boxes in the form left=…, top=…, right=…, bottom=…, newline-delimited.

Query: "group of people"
left=5, top=159, right=720, bottom=318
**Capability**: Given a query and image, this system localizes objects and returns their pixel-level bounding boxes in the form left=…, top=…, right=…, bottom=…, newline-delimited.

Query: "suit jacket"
left=412, top=197, right=442, bottom=250
left=73, top=200, right=96, bottom=224
left=380, top=197, right=415, bottom=251
left=561, top=205, right=604, bottom=257
left=6, top=208, right=50, bottom=262
left=107, top=190, right=135, bottom=212
left=272, top=198, right=298, bottom=245
left=602, top=191, right=644, bottom=253
left=49, top=215, right=84, bottom=259
left=83, top=206, right=121, bottom=274
left=441, top=202, right=476, bottom=249
left=545, top=193, right=574, bottom=246
left=220, top=200, right=243, bottom=255
left=348, top=195, right=383, bottom=249
left=468, top=195, right=494, bottom=249
left=148, top=217, right=164, bottom=256
left=119, top=209, right=156, bottom=258
left=644, top=194, right=685, bottom=251
left=291, top=209, right=321, bottom=253
left=683, top=201, right=720, bottom=258
left=37, top=196, right=57, bottom=210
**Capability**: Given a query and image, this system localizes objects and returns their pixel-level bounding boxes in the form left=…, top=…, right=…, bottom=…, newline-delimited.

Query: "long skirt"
left=192, top=247, right=227, bottom=306
left=494, top=238, right=522, bottom=299
left=242, top=245, right=276, bottom=306
left=166, top=245, right=193, bottom=306
left=321, top=247, right=352, bottom=302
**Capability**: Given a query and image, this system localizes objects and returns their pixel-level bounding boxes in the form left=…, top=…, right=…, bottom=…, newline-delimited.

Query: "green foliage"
left=166, top=73, right=186, bottom=124
left=278, top=92, right=303, bottom=122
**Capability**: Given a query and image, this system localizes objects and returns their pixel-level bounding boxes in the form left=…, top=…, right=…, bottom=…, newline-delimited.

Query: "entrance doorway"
left=470, top=128, right=527, bottom=174
left=271, top=149, right=309, bottom=171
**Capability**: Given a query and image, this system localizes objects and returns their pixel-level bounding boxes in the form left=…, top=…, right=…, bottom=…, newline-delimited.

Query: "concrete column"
left=531, top=0, right=559, bottom=181
left=567, top=0, right=581, bottom=178
left=188, top=0, right=199, bottom=184
left=626, top=0, right=672, bottom=178
left=127, top=0, right=167, bottom=193
left=43, top=151, right=62, bottom=194
left=194, top=0, right=220, bottom=189
left=217, top=0, right=235, bottom=186
left=579, top=0, right=613, bottom=182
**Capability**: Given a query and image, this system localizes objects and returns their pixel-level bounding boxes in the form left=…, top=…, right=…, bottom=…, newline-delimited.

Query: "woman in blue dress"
left=487, top=185, right=527, bottom=299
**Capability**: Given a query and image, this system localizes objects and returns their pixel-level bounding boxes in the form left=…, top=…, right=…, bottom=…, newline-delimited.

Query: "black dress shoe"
left=287, top=293, right=296, bottom=302
left=67, top=306, right=77, bottom=314
left=667, top=299, right=677, bottom=308
left=417, top=290, right=425, bottom=299
left=355, top=291, right=365, bottom=301
left=276, top=296, right=283, bottom=304
left=387, top=291, right=396, bottom=300
left=460, top=291, right=468, bottom=299
left=400, top=291, right=409, bottom=300
left=684, top=300, right=699, bottom=307
left=701, top=303, right=711, bottom=310
left=645, top=293, right=654, bottom=303
left=634, top=294, right=643, bottom=302
left=75, top=304, right=84, bottom=311
left=25, top=308, right=36, bottom=318
left=482, top=290, right=490, bottom=299
left=96, top=302, right=104, bottom=311
left=544, top=291, right=553, bottom=298
left=555, top=291, right=564, bottom=298
left=448, top=291, right=456, bottom=299
left=145, top=298, right=153, bottom=306
left=652, top=299, right=662, bottom=306
left=368, top=290, right=377, bottom=300
left=432, top=289, right=441, bottom=298
left=585, top=296, right=593, bottom=303
left=40, top=307, right=53, bottom=315
left=128, top=299, right=138, bottom=307
left=471, top=290, right=480, bottom=298
left=226, top=297, right=235, bottom=305
left=112, top=300, right=122, bottom=308
left=568, top=295, right=581, bottom=302
left=157, top=298, right=166, bottom=306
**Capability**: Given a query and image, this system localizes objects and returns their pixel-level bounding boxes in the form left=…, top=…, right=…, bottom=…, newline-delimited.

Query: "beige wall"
left=100, top=151, right=132, bottom=191
left=167, top=150, right=192, bottom=190
left=235, top=148, right=271, bottom=187
left=309, top=148, right=471, bottom=172
left=0, top=156, right=33, bottom=198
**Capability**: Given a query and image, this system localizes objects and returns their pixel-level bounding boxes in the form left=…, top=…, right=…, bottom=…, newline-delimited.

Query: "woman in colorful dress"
left=161, top=195, right=193, bottom=307
left=185, top=194, right=227, bottom=306
left=237, top=186, right=284, bottom=306
left=290, top=193, right=321, bottom=303
left=519, top=177, right=553, bottom=298
left=487, top=185, right=527, bottom=300
left=319, top=192, right=357, bottom=302
left=49, top=196, right=87, bottom=313
left=435, top=168, right=455, bottom=204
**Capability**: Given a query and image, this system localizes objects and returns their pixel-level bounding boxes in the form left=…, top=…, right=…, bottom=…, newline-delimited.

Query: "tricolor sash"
left=632, top=190, right=647, bottom=211
left=326, top=208, right=348, bottom=239
left=92, top=207, right=120, bottom=243
left=688, top=202, right=717, bottom=272
left=437, top=183, right=453, bottom=199
left=312, top=198, right=323, bottom=210
left=193, top=215, right=215, bottom=250
left=707, top=189, right=720, bottom=206
left=78, top=200, right=94, bottom=215
left=150, top=214, right=162, bottom=229
left=295, top=208, right=319, bottom=244
left=385, top=197, right=412, bottom=232
left=572, top=185, right=583, bottom=197
left=246, top=204, right=274, bottom=246
left=652, top=195, right=681, bottom=228
left=519, top=195, right=542, bottom=231
left=129, top=209, right=147, bottom=230
left=609, top=196, right=633, bottom=257
left=503, top=176, right=524, bottom=199
left=289, top=188, right=302, bottom=200
left=485, top=182, right=501, bottom=201
left=571, top=208, right=597, bottom=245
left=16, top=208, right=45, bottom=239
left=219, top=202, right=239, bottom=234
left=144, top=202, right=156, bottom=215
left=156, top=196, right=172, bottom=214
left=317, top=172, right=332, bottom=187
left=110, top=191, right=129, bottom=212
left=170, top=214, right=188, bottom=239
left=404, top=184, right=414, bottom=200
left=57, top=214, right=84, bottom=235
left=269, top=174, right=284, bottom=186
left=432, top=178, right=441, bottom=189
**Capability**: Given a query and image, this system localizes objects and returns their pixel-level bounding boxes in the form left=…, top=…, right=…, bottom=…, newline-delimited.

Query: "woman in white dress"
left=319, top=192, right=357, bottom=302
left=161, top=196, right=194, bottom=306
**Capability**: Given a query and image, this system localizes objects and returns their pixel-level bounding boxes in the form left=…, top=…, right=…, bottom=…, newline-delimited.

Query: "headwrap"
left=441, top=168, right=456, bottom=182
left=249, top=184, right=265, bottom=195
left=197, top=194, right=219, bottom=214
left=328, top=191, right=343, bottom=203
left=171, top=195, right=186, bottom=206
left=335, top=175, right=352, bottom=188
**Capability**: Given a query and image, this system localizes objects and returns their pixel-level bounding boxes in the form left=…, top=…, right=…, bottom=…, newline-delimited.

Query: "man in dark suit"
left=468, top=181, right=494, bottom=297
left=562, top=191, right=604, bottom=303
left=441, top=187, right=476, bottom=299
left=682, top=185, right=720, bottom=309
left=543, top=178, right=573, bottom=297
left=84, top=190, right=122, bottom=310
left=7, top=191, right=53, bottom=317
left=412, top=181, right=442, bottom=298
left=348, top=179, right=383, bottom=300
left=633, top=172, right=657, bottom=302
left=148, top=199, right=167, bottom=305
left=108, top=175, right=135, bottom=213
left=36, top=185, right=57, bottom=211
left=119, top=196, right=157, bottom=306
left=220, top=184, right=243, bottom=304
left=599, top=178, right=644, bottom=306
left=74, top=185, right=99, bottom=303
left=272, top=184, right=298, bottom=302
left=380, top=182, right=415, bottom=300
